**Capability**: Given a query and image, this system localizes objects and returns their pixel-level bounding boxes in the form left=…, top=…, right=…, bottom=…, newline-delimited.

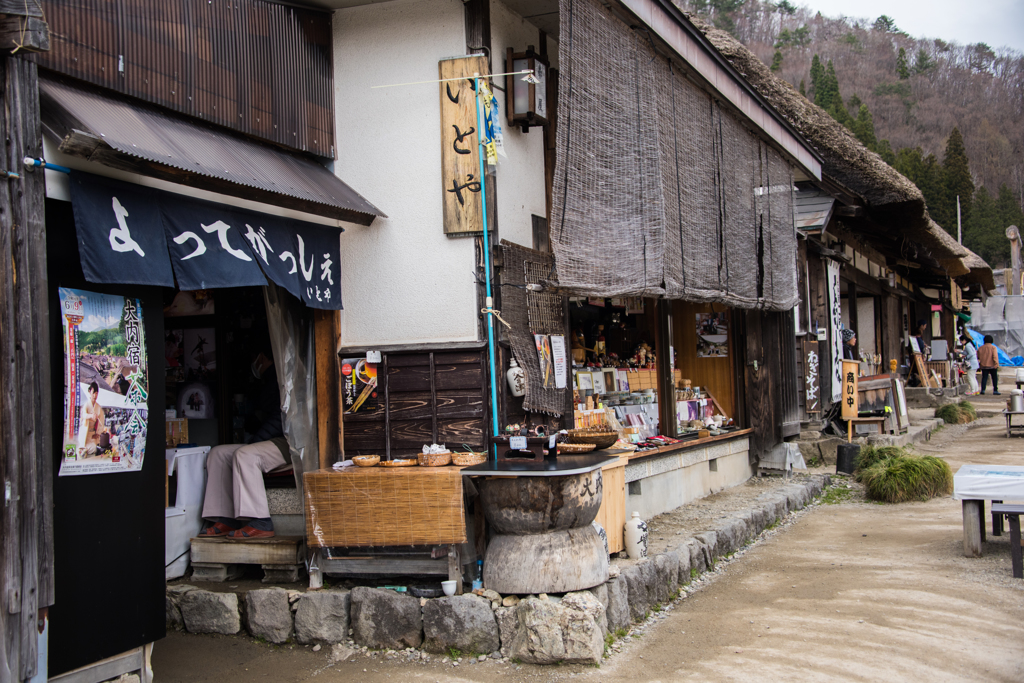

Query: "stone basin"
left=476, top=470, right=603, bottom=535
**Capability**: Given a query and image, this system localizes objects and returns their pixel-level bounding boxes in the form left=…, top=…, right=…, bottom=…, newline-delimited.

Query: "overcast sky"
left=801, top=0, right=1024, bottom=52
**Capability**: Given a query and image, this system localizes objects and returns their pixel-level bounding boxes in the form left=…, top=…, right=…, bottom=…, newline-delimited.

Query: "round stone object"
left=483, top=524, right=609, bottom=594
left=477, top=470, right=603, bottom=534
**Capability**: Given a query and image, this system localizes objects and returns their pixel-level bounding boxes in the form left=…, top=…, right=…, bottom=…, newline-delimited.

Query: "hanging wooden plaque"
left=841, top=359, right=859, bottom=420
left=439, top=55, right=489, bottom=236
left=802, top=340, right=820, bottom=414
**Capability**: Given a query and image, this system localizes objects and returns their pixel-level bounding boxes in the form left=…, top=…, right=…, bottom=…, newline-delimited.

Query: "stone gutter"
left=166, top=474, right=831, bottom=666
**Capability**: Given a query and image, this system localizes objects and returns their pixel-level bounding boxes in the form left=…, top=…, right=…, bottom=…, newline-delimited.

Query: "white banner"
left=827, top=260, right=843, bottom=403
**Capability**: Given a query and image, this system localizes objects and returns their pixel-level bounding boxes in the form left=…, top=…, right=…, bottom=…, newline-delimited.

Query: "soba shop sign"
left=68, top=171, right=344, bottom=310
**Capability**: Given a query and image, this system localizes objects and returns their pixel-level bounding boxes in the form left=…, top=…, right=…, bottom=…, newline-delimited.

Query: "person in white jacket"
left=960, top=332, right=979, bottom=395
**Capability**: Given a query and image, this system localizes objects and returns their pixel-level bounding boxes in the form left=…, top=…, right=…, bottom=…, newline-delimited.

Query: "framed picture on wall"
left=591, top=371, right=607, bottom=395
left=576, top=372, right=593, bottom=391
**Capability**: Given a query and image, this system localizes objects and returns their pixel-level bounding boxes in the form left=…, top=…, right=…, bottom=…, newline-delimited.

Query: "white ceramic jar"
left=506, top=357, right=526, bottom=397
left=623, top=511, right=648, bottom=559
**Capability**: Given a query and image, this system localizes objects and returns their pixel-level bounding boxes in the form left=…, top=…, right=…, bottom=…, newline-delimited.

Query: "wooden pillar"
left=847, top=280, right=859, bottom=359
left=656, top=300, right=677, bottom=437
left=962, top=499, right=983, bottom=557
left=314, top=310, right=341, bottom=470
left=0, top=54, right=51, bottom=682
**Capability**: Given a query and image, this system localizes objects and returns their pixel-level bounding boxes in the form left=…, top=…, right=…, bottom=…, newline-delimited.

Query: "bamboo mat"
left=303, top=467, right=466, bottom=547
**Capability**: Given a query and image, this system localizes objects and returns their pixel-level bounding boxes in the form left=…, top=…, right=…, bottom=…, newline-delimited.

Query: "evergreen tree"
left=873, top=15, right=899, bottom=33
left=809, top=54, right=823, bottom=102
left=896, top=48, right=910, bottom=80
left=964, top=187, right=1004, bottom=265
left=918, top=154, right=944, bottom=218
left=876, top=139, right=896, bottom=166
left=852, top=104, right=877, bottom=149
left=996, top=184, right=1024, bottom=234
left=936, top=127, right=975, bottom=234
left=771, top=49, right=783, bottom=72
left=776, top=0, right=797, bottom=15
left=798, top=79, right=806, bottom=97
left=914, top=48, right=934, bottom=74
left=847, top=93, right=862, bottom=112
left=819, top=60, right=851, bottom=126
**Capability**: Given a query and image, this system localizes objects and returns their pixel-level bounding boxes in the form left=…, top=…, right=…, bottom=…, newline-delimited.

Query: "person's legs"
left=229, top=441, right=287, bottom=521
left=967, top=370, right=979, bottom=394
left=201, top=444, right=245, bottom=520
left=981, top=369, right=990, bottom=393
left=993, top=369, right=1000, bottom=394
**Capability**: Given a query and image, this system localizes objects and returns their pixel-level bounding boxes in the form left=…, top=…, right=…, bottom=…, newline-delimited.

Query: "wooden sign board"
left=841, top=359, right=859, bottom=420
left=439, top=55, right=489, bottom=236
left=891, top=376, right=908, bottom=432
left=802, top=340, right=821, bottom=413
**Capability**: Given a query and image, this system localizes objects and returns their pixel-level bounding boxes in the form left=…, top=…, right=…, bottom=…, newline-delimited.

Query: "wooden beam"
left=0, top=15, right=49, bottom=53
left=834, top=205, right=864, bottom=218
left=314, top=310, right=341, bottom=469
left=0, top=1, right=43, bottom=17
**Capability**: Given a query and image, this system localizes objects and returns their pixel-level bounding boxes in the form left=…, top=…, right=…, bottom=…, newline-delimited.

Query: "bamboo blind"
left=304, top=467, right=467, bottom=547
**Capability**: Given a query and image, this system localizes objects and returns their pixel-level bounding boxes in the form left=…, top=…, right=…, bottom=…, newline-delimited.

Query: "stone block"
left=350, top=586, right=423, bottom=649
left=745, top=507, right=766, bottom=536
left=686, top=538, right=706, bottom=575
left=294, top=590, right=350, bottom=644
left=621, top=564, right=648, bottom=622
left=423, top=594, right=500, bottom=655
left=180, top=590, right=240, bottom=635
left=695, top=530, right=718, bottom=560
left=676, top=544, right=691, bottom=585
left=653, top=552, right=679, bottom=603
left=807, top=476, right=824, bottom=499
left=245, top=588, right=293, bottom=644
left=784, top=485, right=809, bottom=511
left=604, top=576, right=629, bottom=633
left=495, top=606, right=519, bottom=659
left=510, top=594, right=604, bottom=665
left=588, top=582, right=609, bottom=635
left=165, top=585, right=196, bottom=630
left=816, top=437, right=844, bottom=466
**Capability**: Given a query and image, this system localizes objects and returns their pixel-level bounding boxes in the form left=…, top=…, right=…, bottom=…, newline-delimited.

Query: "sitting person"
left=200, top=348, right=289, bottom=540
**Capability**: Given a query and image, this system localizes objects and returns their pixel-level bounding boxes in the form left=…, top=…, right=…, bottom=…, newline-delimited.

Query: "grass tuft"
left=958, top=400, right=978, bottom=421
left=821, top=484, right=854, bottom=505
left=857, top=454, right=953, bottom=503
left=935, top=401, right=978, bottom=425
left=853, top=445, right=905, bottom=471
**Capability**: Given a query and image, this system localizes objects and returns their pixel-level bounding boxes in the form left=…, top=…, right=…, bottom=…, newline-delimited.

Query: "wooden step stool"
left=190, top=535, right=305, bottom=583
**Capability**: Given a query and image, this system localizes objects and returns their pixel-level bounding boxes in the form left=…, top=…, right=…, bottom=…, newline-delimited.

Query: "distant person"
left=200, top=346, right=287, bottom=540
left=960, top=332, right=979, bottom=395
left=978, top=335, right=1000, bottom=395
left=841, top=328, right=857, bottom=360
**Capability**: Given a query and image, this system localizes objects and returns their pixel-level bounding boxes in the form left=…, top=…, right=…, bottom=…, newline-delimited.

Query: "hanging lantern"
left=505, top=46, right=548, bottom=132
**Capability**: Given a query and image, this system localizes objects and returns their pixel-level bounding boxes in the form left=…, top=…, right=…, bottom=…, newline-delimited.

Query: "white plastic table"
left=952, top=464, right=1024, bottom=557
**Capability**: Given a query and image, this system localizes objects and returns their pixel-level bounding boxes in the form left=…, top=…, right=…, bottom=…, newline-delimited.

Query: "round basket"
left=417, top=451, right=452, bottom=467
left=557, top=442, right=596, bottom=454
left=352, top=455, right=380, bottom=467
left=564, top=429, right=619, bottom=449
left=452, top=452, right=488, bottom=467
left=380, top=458, right=418, bottom=467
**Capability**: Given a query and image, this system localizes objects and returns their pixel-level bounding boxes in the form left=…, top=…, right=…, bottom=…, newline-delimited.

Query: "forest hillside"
left=675, top=0, right=1024, bottom=268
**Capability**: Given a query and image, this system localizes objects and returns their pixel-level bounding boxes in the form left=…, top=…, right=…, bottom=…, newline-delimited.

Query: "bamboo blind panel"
left=304, top=468, right=467, bottom=547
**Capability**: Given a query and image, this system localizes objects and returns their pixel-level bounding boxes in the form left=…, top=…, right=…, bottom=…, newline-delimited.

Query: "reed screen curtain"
left=551, top=0, right=798, bottom=311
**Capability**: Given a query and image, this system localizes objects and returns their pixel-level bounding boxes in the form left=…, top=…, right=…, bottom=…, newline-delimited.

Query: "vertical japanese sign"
left=439, top=55, right=489, bottom=235
left=803, top=340, right=820, bottom=413
left=59, top=288, right=148, bottom=476
left=549, top=335, right=568, bottom=389
left=827, top=260, right=843, bottom=403
left=841, top=359, right=859, bottom=420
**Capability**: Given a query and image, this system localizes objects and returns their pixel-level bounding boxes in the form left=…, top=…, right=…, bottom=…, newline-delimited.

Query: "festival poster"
left=534, top=334, right=554, bottom=389
left=59, top=288, right=149, bottom=476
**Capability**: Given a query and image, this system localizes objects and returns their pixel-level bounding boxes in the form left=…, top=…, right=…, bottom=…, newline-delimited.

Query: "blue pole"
left=473, top=73, right=501, bottom=462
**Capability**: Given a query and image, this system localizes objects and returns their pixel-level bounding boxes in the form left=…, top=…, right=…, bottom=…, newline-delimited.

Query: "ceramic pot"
left=506, top=358, right=526, bottom=397
left=623, top=511, right=648, bottom=559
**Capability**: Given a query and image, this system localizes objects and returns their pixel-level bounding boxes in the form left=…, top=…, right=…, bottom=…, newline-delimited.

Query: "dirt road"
left=154, top=415, right=1024, bottom=682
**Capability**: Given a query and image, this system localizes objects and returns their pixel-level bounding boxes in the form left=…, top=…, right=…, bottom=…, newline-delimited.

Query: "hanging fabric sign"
left=58, top=288, right=149, bottom=476
left=827, top=260, right=843, bottom=403
left=70, top=171, right=343, bottom=310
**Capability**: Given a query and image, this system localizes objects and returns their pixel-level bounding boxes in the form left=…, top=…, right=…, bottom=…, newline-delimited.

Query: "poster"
left=827, top=260, right=843, bottom=403
left=550, top=335, right=568, bottom=389
left=534, top=334, right=554, bottom=389
left=341, top=358, right=379, bottom=414
left=59, top=288, right=148, bottom=476
left=696, top=312, right=729, bottom=357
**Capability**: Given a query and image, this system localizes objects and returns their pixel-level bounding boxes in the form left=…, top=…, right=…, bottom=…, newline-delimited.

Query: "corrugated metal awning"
left=793, top=186, right=835, bottom=232
left=39, top=75, right=386, bottom=226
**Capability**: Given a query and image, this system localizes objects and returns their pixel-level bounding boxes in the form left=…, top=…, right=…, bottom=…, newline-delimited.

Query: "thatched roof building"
left=687, top=15, right=990, bottom=286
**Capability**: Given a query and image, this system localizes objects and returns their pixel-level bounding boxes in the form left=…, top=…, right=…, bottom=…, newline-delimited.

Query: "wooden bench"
left=846, top=416, right=886, bottom=442
left=990, top=503, right=1023, bottom=579
left=190, top=535, right=304, bottom=583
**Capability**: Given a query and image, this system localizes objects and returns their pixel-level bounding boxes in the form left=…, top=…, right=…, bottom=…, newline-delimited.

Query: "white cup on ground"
left=441, top=580, right=458, bottom=596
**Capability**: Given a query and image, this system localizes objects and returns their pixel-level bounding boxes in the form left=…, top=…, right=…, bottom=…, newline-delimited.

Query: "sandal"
left=199, top=522, right=236, bottom=538
left=227, top=526, right=275, bottom=540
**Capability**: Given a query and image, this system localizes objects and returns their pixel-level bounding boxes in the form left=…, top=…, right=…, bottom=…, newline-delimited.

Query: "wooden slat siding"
left=314, top=310, right=340, bottom=469
left=0, top=55, right=50, bottom=681
left=744, top=311, right=782, bottom=458
left=33, top=0, right=334, bottom=157
left=778, top=310, right=802, bottom=437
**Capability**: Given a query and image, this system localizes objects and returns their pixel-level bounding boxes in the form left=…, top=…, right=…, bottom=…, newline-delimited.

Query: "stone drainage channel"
left=166, top=474, right=832, bottom=667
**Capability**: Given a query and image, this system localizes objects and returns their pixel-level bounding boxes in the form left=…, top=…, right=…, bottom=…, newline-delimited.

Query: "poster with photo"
left=341, top=358, right=379, bottom=414
left=177, top=381, right=216, bottom=419
left=59, top=288, right=149, bottom=476
left=696, top=312, right=729, bottom=357
left=534, top=334, right=554, bottom=389
left=183, top=328, right=216, bottom=382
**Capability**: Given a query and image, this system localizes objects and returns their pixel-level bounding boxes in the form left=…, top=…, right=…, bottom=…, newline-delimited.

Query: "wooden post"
left=0, top=53, right=51, bottom=681
left=962, top=499, right=983, bottom=557
left=314, top=310, right=341, bottom=470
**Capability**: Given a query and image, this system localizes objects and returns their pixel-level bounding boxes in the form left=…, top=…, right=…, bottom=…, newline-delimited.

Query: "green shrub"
left=935, top=403, right=965, bottom=424
left=858, top=454, right=953, bottom=503
left=958, top=400, right=978, bottom=421
left=854, top=445, right=905, bottom=471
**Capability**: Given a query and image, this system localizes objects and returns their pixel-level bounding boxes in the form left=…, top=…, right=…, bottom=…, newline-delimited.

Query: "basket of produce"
left=452, top=451, right=488, bottom=466
left=352, top=455, right=380, bottom=467
left=563, top=429, right=619, bottom=450
left=380, top=458, right=418, bottom=467
left=417, top=451, right=452, bottom=467
left=556, top=442, right=597, bottom=454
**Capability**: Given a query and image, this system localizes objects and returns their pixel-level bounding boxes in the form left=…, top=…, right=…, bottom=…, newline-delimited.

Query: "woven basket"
left=452, top=452, right=488, bottom=466
left=418, top=452, right=452, bottom=467
left=557, top=442, right=596, bottom=454
left=380, top=458, right=418, bottom=467
left=564, top=429, right=619, bottom=449
left=352, top=455, right=380, bottom=467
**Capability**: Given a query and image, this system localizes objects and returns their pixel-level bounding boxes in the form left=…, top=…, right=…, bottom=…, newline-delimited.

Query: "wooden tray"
left=380, top=458, right=418, bottom=467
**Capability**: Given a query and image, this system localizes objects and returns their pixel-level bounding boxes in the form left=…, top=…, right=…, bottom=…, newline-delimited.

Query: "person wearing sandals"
left=200, top=348, right=288, bottom=540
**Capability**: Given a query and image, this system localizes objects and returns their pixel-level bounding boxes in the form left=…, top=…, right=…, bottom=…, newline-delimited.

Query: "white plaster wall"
left=333, top=0, right=479, bottom=346
left=626, top=449, right=753, bottom=520
left=489, top=0, right=555, bottom=249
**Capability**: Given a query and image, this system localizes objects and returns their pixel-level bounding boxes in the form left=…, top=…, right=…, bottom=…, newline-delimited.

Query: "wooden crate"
left=595, top=457, right=626, bottom=554
left=304, top=467, right=467, bottom=547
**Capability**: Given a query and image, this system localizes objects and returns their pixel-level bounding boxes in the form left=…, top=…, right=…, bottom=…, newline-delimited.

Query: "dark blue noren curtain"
left=69, top=171, right=343, bottom=310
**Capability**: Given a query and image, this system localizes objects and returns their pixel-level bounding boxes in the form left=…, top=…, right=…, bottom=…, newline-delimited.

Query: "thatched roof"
left=686, top=16, right=970, bottom=268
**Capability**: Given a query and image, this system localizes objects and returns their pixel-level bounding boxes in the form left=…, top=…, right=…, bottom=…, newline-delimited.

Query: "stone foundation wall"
left=168, top=474, right=829, bottom=666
